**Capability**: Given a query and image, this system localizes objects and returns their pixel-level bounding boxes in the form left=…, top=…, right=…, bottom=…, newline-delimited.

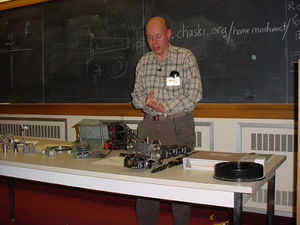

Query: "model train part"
left=1, top=134, right=37, bottom=154
left=123, top=140, right=191, bottom=169
left=151, top=151, right=197, bottom=173
left=103, top=122, right=138, bottom=150
left=0, top=134, right=18, bottom=153
left=214, top=161, right=264, bottom=182
left=73, top=149, right=112, bottom=159
left=41, top=145, right=72, bottom=156
left=74, top=120, right=137, bottom=150
left=73, top=142, right=90, bottom=151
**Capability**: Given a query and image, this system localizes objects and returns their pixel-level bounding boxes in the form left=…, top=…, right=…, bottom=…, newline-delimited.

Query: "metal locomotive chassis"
left=123, top=141, right=191, bottom=169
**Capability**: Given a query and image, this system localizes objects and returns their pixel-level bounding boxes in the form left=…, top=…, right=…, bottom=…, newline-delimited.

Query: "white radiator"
left=0, top=117, right=67, bottom=140
left=238, top=123, right=295, bottom=215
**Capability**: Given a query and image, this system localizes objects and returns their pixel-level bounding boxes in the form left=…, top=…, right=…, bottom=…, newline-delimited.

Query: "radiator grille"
left=251, top=133, right=294, bottom=152
left=195, top=131, right=202, bottom=148
left=27, top=124, right=61, bottom=139
left=239, top=123, right=295, bottom=214
left=0, top=118, right=67, bottom=140
left=252, top=188, right=295, bottom=207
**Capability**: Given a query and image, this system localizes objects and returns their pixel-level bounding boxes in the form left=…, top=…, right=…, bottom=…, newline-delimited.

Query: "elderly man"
left=131, top=16, right=202, bottom=225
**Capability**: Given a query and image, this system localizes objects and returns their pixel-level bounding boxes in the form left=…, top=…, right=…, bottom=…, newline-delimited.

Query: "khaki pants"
left=136, top=112, right=195, bottom=225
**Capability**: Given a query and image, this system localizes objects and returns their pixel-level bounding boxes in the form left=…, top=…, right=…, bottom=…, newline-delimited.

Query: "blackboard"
left=0, top=0, right=299, bottom=103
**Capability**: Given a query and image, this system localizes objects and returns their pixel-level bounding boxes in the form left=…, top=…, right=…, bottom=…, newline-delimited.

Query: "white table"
left=0, top=139, right=286, bottom=225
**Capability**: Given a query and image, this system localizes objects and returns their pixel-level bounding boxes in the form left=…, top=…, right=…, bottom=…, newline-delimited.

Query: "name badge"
left=167, top=70, right=180, bottom=86
left=166, top=77, right=180, bottom=86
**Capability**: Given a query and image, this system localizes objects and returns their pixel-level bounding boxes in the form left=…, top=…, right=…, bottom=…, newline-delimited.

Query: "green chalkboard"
left=145, top=0, right=300, bottom=103
left=0, top=0, right=299, bottom=103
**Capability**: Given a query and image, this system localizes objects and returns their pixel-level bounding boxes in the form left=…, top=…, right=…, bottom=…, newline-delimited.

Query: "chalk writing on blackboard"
left=287, top=0, right=300, bottom=75
left=25, top=21, right=31, bottom=38
left=288, top=0, right=300, bottom=41
left=84, top=27, right=129, bottom=81
left=0, top=31, right=33, bottom=88
left=288, top=1, right=300, bottom=15
left=85, top=27, right=129, bottom=81
left=296, top=31, right=300, bottom=40
left=175, top=19, right=292, bottom=44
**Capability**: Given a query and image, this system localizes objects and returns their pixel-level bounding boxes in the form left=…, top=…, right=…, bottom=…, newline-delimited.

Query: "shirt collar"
left=150, top=43, right=174, bottom=66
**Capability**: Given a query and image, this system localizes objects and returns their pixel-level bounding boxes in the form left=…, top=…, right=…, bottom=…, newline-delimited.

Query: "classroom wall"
left=0, top=0, right=298, bottom=219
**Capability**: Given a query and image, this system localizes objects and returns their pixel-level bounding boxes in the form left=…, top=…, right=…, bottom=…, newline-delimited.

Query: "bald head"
left=144, top=16, right=172, bottom=62
left=145, top=17, right=170, bottom=32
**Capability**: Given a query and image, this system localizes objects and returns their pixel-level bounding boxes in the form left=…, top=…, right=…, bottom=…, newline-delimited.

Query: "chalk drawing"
left=0, top=31, right=32, bottom=88
left=175, top=19, right=291, bottom=43
left=84, top=26, right=130, bottom=81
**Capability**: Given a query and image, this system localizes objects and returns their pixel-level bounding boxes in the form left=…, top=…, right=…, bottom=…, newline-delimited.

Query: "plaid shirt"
left=131, top=44, right=202, bottom=115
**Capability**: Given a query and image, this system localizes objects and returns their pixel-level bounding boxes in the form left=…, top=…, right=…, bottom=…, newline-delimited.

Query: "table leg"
left=8, top=178, right=15, bottom=222
left=233, top=192, right=243, bottom=225
left=267, top=175, right=275, bottom=225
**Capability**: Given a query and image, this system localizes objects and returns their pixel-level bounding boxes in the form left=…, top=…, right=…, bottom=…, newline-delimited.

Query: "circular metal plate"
left=48, top=145, right=72, bottom=152
left=214, top=161, right=264, bottom=182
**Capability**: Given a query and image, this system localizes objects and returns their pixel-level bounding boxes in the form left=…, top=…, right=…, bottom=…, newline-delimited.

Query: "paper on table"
left=34, top=144, right=72, bottom=151
left=183, top=151, right=243, bottom=171
left=92, top=156, right=124, bottom=166
left=16, top=141, right=39, bottom=147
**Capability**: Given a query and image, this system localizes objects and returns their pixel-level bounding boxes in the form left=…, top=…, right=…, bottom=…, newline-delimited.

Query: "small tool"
left=151, top=151, right=197, bottom=173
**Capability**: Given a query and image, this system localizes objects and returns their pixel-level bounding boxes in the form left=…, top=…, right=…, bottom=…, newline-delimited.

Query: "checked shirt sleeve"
left=131, top=60, right=148, bottom=110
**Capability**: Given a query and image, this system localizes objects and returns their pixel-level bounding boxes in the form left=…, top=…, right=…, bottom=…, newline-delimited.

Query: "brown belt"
left=145, top=112, right=190, bottom=121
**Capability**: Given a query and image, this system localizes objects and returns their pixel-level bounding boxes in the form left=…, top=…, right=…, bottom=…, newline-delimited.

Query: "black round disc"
left=214, top=161, right=264, bottom=182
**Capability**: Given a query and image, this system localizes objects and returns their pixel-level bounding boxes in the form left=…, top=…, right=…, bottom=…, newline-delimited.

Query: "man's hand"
left=145, top=91, right=166, bottom=113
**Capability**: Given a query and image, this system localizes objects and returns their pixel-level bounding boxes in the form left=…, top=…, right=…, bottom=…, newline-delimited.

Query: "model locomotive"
left=122, top=138, right=191, bottom=169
